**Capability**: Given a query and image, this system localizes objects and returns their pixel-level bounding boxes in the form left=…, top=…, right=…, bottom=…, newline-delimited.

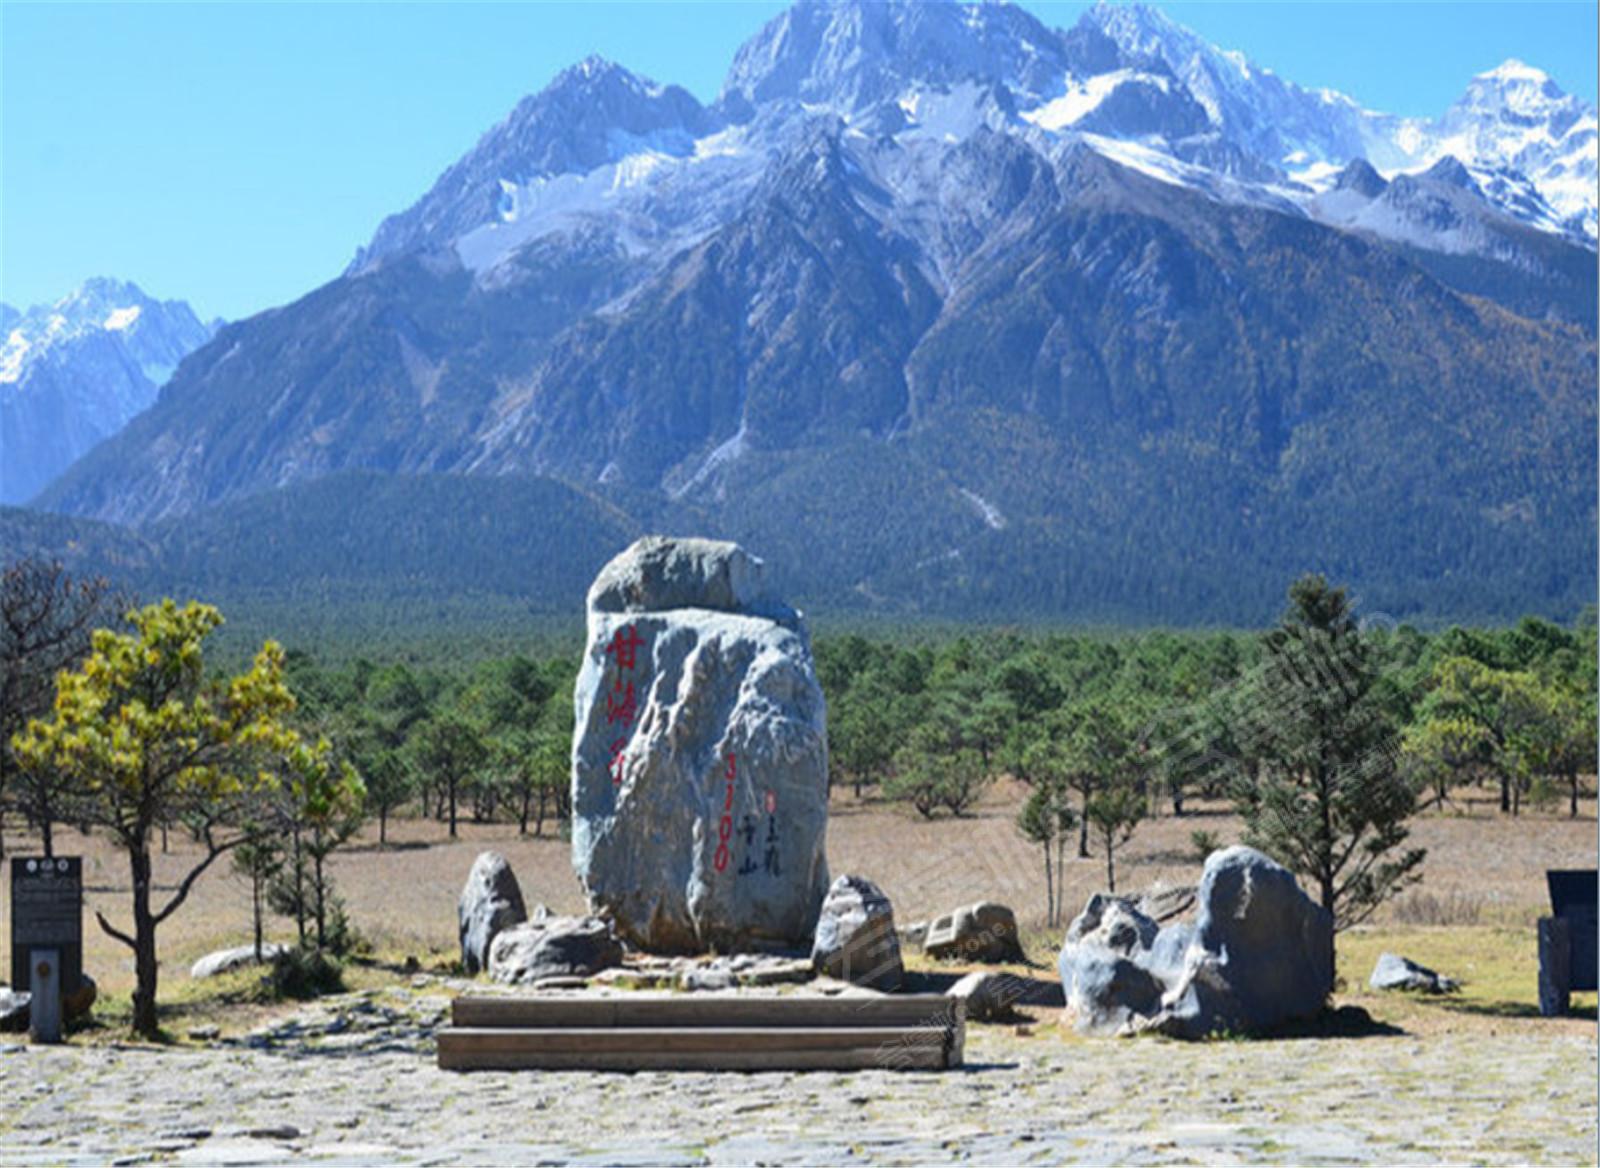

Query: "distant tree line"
left=1, top=553, right=1593, bottom=1033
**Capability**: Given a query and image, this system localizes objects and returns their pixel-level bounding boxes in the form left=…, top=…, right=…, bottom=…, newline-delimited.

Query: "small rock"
left=1137, top=884, right=1197, bottom=923
left=680, top=966, right=737, bottom=992
left=948, top=970, right=1029, bottom=1023
left=1369, top=952, right=1460, bottom=994
left=900, top=920, right=929, bottom=947
left=739, top=957, right=816, bottom=987
left=187, top=1025, right=222, bottom=1041
left=190, top=944, right=286, bottom=980
left=64, top=973, right=97, bottom=1019
left=924, top=902, right=1024, bottom=964
left=458, top=851, right=528, bottom=976
left=0, top=990, right=30, bottom=1033
left=488, top=916, right=623, bottom=985
left=811, top=874, right=903, bottom=990
left=591, top=967, right=671, bottom=990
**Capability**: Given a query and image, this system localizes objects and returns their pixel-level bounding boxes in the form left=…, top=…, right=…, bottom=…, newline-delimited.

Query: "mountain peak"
left=720, top=0, right=1067, bottom=113
left=1476, top=58, right=1553, bottom=87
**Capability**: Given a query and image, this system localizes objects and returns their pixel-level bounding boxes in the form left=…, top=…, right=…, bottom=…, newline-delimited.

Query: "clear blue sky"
left=4, top=2, right=1595, bottom=322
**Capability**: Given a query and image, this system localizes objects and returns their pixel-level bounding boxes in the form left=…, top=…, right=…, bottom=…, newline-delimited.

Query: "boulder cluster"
left=1059, top=846, right=1333, bottom=1038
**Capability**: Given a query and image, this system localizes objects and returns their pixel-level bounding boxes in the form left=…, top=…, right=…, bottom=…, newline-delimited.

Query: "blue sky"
left=3, top=2, right=1595, bottom=322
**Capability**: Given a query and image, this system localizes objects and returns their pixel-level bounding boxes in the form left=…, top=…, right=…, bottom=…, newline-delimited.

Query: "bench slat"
left=451, top=994, right=961, bottom=1031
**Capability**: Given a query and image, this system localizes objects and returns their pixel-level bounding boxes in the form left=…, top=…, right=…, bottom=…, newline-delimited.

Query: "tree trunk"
left=313, top=847, right=327, bottom=950
left=1042, top=845, right=1054, bottom=932
left=291, top=829, right=306, bottom=946
left=379, top=803, right=388, bottom=847
left=448, top=775, right=458, bottom=838
left=534, top=788, right=547, bottom=838
left=1499, top=771, right=1511, bottom=814
left=1571, top=770, right=1580, bottom=819
left=251, top=871, right=264, bottom=961
left=519, top=784, right=531, bottom=836
left=1104, top=836, right=1115, bottom=893
left=1078, top=801, right=1090, bottom=859
left=130, top=846, right=160, bottom=1039
left=40, top=814, right=53, bottom=859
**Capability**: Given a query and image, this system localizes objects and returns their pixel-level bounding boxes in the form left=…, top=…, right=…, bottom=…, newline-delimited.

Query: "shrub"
left=268, top=945, right=346, bottom=1000
left=1189, top=829, right=1222, bottom=862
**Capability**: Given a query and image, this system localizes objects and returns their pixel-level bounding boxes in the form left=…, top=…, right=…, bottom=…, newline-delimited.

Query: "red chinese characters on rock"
left=603, top=624, right=646, bottom=786
left=714, top=753, right=737, bottom=872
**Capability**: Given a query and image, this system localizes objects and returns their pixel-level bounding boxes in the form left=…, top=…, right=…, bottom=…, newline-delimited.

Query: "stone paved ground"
left=0, top=986, right=1593, bottom=1166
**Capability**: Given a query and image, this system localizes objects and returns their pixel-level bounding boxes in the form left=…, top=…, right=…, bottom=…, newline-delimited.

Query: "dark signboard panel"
left=10, top=857, right=83, bottom=995
left=1546, top=869, right=1597, bottom=993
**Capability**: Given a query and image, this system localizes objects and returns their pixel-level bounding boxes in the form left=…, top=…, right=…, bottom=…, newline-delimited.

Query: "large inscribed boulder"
left=571, top=536, right=830, bottom=952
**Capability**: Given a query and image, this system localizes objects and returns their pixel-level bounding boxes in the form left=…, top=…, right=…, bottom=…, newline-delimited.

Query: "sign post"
left=11, top=857, right=83, bottom=1022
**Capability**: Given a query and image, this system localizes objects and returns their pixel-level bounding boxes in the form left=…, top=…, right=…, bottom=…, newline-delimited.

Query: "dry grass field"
left=11, top=780, right=1593, bottom=1039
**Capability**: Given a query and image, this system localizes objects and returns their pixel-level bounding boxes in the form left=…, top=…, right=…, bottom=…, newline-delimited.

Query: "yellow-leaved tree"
left=12, top=599, right=348, bottom=1038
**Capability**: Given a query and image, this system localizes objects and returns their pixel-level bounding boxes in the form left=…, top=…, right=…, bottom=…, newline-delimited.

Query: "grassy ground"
left=10, top=782, right=1595, bottom=1042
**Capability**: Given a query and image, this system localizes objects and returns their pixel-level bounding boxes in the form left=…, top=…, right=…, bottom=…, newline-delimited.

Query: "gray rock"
left=811, top=875, right=903, bottom=990
left=458, top=851, right=527, bottom=975
left=190, top=944, right=286, bottom=980
left=1058, top=895, right=1159, bottom=1000
left=1137, top=884, right=1197, bottom=923
left=900, top=920, right=929, bottom=947
left=948, top=970, right=1030, bottom=1022
left=488, top=916, right=624, bottom=985
left=571, top=536, right=830, bottom=953
left=680, top=966, right=738, bottom=992
left=1058, top=846, right=1333, bottom=1039
left=1370, top=952, right=1459, bottom=994
left=64, top=972, right=97, bottom=1019
left=924, top=902, right=1024, bottom=964
left=0, top=990, right=29, bottom=1032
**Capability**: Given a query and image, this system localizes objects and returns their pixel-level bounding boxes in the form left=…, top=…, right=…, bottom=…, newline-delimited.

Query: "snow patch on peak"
left=104, top=305, right=142, bottom=331
left=1478, top=59, right=1551, bottom=86
left=1023, top=69, right=1170, bottom=132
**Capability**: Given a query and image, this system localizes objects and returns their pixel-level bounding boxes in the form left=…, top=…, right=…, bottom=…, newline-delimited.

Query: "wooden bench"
left=438, top=993, right=965, bottom=1072
left=1538, top=869, right=1596, bottom=1017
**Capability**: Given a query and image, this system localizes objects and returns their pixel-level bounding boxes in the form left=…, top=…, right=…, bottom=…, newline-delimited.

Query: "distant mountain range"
left=0, top=278, right=217, bottom=503
left=10, top=0, right=1596, bottom=627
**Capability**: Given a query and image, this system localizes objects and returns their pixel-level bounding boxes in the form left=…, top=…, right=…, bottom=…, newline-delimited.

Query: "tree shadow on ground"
left=1441, top=997, right=1597, bottom=1021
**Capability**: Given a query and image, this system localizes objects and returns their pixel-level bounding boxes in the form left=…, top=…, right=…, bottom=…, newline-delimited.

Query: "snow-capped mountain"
left=0, top=278, right=217, bottom=503
left=34, top=0, right=1596, bottom=626
left=343, top=0, right=1594, bottom=293
left=1084, top=4, right=1597, bottom=239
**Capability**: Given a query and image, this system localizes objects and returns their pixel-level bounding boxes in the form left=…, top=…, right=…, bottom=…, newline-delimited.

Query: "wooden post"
left=1538, top=916, right=1571, bottom=1017
left=30, top=948, right=61, bottom=1044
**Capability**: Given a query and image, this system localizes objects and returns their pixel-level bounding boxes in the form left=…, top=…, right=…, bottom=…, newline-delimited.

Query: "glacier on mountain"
left=350, top=0, right=1595, bottom=301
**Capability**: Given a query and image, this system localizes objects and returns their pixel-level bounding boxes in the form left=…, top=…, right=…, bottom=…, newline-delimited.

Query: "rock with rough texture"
left=488, top=916, right=624, bottom=985
left=1058, top=847, right=1333, bottom=1038
left=458, top=851, right=528, bottom=975
left=1370, top=952, right=1459, bottom=994
left=1058, top=895, right=1159, bottom=1000
left=948, top=970, right=1029, bottom=1022
left=924, top=902, right=1024, bottom=964
left=811, top=875, right=902, bottom=990
left=571, top=536, right=830, bottom=953
left=191, top=944, right=287, bottom=980
left=64, top=973, right=97, bottom=1019
left=0, top=991, right=29, bottom=1032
